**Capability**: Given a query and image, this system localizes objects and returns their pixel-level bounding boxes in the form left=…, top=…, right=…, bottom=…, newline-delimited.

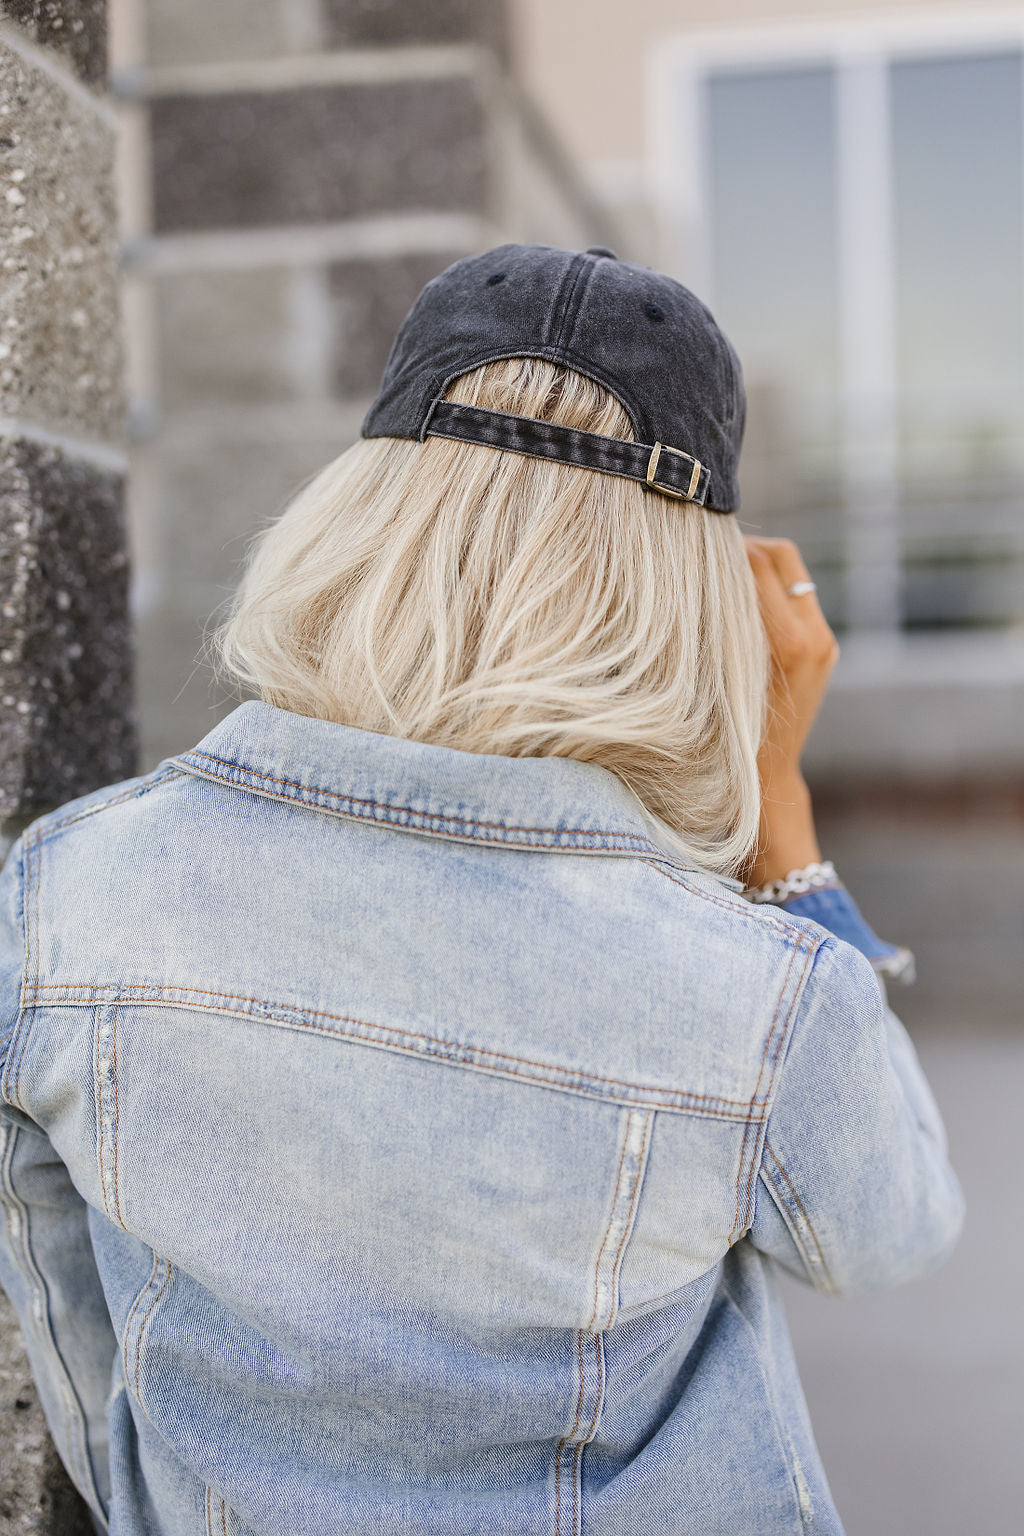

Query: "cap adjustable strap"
left=424, top=401, right=715, bottom=508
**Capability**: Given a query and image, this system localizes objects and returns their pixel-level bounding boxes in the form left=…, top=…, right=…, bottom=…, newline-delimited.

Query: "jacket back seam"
left=555, top=1108, right=653, bottom=1536
left=22, top=985, right=771, bottom=1120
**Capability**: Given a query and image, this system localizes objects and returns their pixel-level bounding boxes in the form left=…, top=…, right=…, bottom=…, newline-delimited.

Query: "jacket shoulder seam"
left=35, top=766, right=188, bottom=846
left=641, top=859, right=818, bottom=942
left=728, top=933, right=818, bottom=1244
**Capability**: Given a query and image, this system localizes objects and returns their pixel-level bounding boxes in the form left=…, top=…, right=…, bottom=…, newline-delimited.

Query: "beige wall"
left=511, top=0, right=1022, bottom=165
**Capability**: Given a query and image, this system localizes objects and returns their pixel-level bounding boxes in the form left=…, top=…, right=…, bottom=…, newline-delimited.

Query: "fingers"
left=747, top=536, right=811, bottom=592
left=744, top=536, right=839, bottom=672
left=746, top=545, right=797, bottom=658
left=744, top=537, right=840, bottom=778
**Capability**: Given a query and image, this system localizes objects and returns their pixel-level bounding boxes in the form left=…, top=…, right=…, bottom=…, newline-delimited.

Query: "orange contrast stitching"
left=738, top=942, right=816, bottom=1234
left=590, top=1333, right=605, bottom=1442
left=182, top=749, right=648, bottom=845
left=573, top=1333, right=604, bottom=1535
left=763, top=1142, right=836, bottom=1292
left=122, top=1253, right=159, bottom=1392
left=134, top=1261, right=173, bottom=1403
left=111, top=1002, right=125, bottom=1229
left=643, top=859, right=795, bottom=937
left=586, top=1126, right=632, bottom=1331
left=602, top=1111, right=652, bottom=1337
left=572, top=1112, right=653, bottom=1527
left=729, top=936, right=808, bottom=1246
left=22, top=983, right=759, bottom=1114
left=554, top=1328, right=588, bottom=1536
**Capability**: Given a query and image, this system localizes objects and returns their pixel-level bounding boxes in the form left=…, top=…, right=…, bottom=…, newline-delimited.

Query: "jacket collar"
left=170, top=700, right=710, bottom=866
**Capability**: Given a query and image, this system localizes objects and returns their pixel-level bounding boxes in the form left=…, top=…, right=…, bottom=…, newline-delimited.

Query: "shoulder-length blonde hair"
left=212, top=355, right=767, bottom=876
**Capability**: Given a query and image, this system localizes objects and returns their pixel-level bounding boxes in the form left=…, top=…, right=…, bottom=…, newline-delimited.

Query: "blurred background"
left=0, top=0, right=1021, bottom=1531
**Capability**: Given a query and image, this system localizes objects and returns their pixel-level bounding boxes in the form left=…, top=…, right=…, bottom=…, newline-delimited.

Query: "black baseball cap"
left=360, top=243, right=745, bottom=512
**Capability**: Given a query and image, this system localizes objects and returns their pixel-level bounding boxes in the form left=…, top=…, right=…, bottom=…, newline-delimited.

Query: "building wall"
left=0, top=0, right=134, bottom=838
left=512, top=0, right=1024, bottom=167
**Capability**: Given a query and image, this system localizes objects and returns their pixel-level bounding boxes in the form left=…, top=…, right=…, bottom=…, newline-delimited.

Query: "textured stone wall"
left=125, top=0, right=611, bottom=768
left=0, top=0, right=134, bottom=833
left=0, top=8, right=128, bottom=1531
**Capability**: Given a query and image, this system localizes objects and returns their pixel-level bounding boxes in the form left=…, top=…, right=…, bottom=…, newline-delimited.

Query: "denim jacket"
left=0, top=701, right=964, bottom=1536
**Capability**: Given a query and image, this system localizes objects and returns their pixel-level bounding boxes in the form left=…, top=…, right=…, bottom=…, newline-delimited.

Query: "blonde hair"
left=212, top=356, right=768, bottom=876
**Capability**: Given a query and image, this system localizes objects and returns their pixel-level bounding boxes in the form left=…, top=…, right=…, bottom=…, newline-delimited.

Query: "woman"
left=0, top=244, right=961, bottom=1535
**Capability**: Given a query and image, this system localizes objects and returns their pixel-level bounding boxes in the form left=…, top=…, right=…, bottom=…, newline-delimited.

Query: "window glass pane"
left=706, top=67, right=841, bottom=601
left=891, top=51, right=1024, bottom=629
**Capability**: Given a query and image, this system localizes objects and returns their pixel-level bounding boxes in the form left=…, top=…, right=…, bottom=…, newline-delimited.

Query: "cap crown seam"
left=549, top=253, right=594, bottom=354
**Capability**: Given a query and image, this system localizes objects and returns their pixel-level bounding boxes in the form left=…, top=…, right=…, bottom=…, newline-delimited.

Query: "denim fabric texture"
left=0, top=701, right=964, bottom=1535
left=360, top=244, right=745, bottom=511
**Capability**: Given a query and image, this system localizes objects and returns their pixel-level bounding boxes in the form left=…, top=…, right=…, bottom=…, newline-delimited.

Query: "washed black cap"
left=360, top=243, right=745, bottom=512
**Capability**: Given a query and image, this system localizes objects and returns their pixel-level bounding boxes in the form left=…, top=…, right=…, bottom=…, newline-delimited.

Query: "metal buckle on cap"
left=646, top=442, right=702, bottom=501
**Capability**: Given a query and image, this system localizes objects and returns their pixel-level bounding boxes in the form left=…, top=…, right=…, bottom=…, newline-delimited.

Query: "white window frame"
left=647, top=7, right=1024, bottom=638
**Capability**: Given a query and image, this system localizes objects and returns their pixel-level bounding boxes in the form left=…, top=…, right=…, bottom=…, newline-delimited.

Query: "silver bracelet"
left=744, top=859, right=840, bottom=905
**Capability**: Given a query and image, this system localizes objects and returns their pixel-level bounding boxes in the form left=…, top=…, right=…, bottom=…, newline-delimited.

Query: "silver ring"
left=786, top=580, right=817, bottom=597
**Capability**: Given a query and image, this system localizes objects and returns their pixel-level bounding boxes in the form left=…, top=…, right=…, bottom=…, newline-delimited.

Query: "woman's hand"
left=742, top=536, right=840, bottom=890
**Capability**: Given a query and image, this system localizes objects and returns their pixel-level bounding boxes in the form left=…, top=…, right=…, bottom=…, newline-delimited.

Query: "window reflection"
left=701, top=46, right=1024, bottom=633
left=892, top=52, right=1024, bottom=629
left=707, top=66, right=844, bottom=618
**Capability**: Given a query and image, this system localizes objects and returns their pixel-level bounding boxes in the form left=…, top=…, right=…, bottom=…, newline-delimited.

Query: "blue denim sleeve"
left=748, top=935, right=964, bottom=1299
left=774, top=883, right=915, bottom=982
left=0, top=836, right=114, bottom=1528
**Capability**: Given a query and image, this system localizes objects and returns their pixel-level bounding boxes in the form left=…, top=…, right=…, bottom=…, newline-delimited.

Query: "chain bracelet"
left=744, top=859, right=840, bottom=905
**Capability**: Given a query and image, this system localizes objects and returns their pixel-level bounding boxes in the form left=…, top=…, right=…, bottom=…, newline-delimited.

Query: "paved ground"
left=780, top=1030, right=1023, bottom=1535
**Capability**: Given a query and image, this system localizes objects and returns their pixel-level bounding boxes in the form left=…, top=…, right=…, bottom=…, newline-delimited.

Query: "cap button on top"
left=585, top=246, right=618, bottom=259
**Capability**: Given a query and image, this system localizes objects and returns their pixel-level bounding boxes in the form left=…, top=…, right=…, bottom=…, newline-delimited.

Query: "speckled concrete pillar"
left=0, top=2, right=130, bottom=1530
left=0, top=0, right=135, bottom=836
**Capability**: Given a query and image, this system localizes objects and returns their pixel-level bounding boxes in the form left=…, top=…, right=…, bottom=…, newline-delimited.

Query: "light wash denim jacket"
left=0, top=701, right=964, bottom=1536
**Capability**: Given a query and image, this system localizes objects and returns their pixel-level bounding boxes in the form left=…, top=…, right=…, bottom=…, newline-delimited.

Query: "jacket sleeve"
left=0, top=834, right=114, bottom=1527
left=779, top=882, right=914, bottom=982
left=748, top=933, right=964, bottom=1298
